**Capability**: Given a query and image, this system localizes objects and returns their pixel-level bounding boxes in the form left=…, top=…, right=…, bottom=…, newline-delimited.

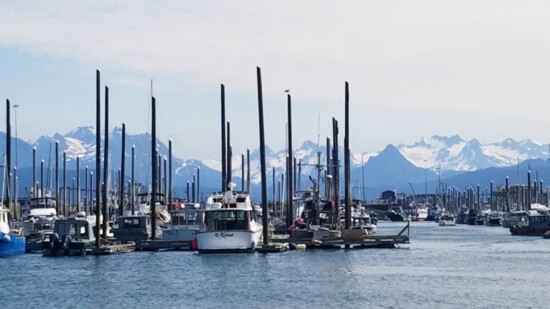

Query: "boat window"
left=207, top=210, right=247, bottom=231
left=70, top=224, right=77, bottom=237
left=122, top=218, right=142, bottom=228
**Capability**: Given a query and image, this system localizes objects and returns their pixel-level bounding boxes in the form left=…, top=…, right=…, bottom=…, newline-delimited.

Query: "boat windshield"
left=205, top=210, right=248, bottom=231
left=29, top=198, right=56, bottom=209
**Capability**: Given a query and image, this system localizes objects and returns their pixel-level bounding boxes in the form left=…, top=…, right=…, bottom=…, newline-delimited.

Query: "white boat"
left=20, top=197, right=58, bottom=251
left=162, top=203, right=203, bottom=242
left=438, top=214, right=456, bottom=226
left=196, top=191, right=262, bottom=253
left=351, top=207, right=377, bottom=235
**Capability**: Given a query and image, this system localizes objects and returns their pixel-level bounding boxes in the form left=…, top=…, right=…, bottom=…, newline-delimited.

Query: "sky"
left=1, top=1, right=550, bottom=161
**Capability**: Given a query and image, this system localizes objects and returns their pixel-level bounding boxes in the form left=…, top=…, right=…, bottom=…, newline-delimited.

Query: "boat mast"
left=102, top=86, right=109, bottom=239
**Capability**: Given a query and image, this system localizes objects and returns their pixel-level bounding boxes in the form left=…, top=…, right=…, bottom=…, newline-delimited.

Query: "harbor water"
left=2, top=222, right=550, bottom=308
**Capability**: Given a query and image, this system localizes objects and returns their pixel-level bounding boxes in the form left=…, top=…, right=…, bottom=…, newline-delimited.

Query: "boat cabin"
left=53, top=218, right=95, bottom=242
left=114, top=215, right=152, bottom=242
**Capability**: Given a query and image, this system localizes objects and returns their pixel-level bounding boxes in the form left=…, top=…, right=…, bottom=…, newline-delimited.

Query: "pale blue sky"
left=1, top=1, right=550, bottom=160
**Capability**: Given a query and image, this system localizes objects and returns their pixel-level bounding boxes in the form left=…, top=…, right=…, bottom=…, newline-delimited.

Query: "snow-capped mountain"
left=2, top=127, right=549, bottom=199
left=397, top=135, right=549, bottom=172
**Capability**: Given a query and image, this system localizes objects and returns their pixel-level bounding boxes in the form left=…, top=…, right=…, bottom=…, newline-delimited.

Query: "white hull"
left=162, top=227, right=201, bottom=242
left=439, top=220, right=456, bottom=226
left=197, top=229, right=262, bottom=253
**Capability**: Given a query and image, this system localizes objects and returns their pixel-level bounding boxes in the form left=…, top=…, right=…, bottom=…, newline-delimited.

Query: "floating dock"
left=90, top=243, right=136, bottom=255
left=135, top=239, right=193, bottom=251
left=269, top=222, right=410, bottom=250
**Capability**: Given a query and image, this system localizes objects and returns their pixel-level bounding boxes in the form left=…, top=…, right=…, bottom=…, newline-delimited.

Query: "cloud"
left=1, top=1, right=550, bottom=157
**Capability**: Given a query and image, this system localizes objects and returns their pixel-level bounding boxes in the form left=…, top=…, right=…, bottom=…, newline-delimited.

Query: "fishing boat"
left=438, top=214, right=456, bottom=226
left=161, top=203, right=203, bottom=242
left=114, top=192, right=171, bottom=243
left=386, top=206, right=406, bottom=222
left=196, top=191, right=262, bottom=253
left=0, top=206, right=26, bottom=257
left=21, top=196, right=58, bottom=252
left=484, top=210, right=502, bottom=226
left=41, top=215, right=96, bottom=256
left=501, top=210, right=529, bottom=228
left=351, top=207, right=377, bottom=235
left=509, top=209, right=550, bottom=236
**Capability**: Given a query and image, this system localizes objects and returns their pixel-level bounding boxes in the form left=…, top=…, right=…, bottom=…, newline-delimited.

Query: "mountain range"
left=1, top=127, right=549, bottom=200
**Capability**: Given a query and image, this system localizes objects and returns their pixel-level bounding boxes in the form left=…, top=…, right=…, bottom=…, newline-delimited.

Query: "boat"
left=501, top=210, right=529, bottom=228
left=114, top=192, right=171, bottom=243
left=41, top=215, right=96, bottom=256
left=351, top=207, right=377, bottom=235
left=161, top=203, right=204, bottom=242
left=438, top=214, right=456, bottom=226
left=484, top=211, right=502, bottom=226
left=404, top=203, right=429, bottom=221
left=0, top=206, right=26, bottom=257
left=20, top=196, right=58, bottom=252
left=386, top=206, right=406, bottom=222
left=455, top=207, right=469, bottom=224
left=509, top=209, right=550, bottom=236
left=196, top=191, right=262, bottom=253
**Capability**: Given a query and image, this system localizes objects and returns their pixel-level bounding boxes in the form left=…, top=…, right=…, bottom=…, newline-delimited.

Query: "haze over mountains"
left=1, top=126, right=549, bottom=199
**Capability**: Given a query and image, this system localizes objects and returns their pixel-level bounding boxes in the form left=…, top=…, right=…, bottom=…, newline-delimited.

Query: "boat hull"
left=438, top=220, right=456, bottom=226
left=509, top=226, right=550, bottom=236
left=197, top=230, right=261, bottom=253
left=0, top=232, right=26, bottom=257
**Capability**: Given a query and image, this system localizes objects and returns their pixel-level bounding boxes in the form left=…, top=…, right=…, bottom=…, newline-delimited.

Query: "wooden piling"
left=5, top=99, right=11, bottom=213
left=332, top=118, right=339, bottom=227
left=76, top=157, right=80, bottom=212
left=247, top=148, right=251, bottom=194
left=227, top=122, right=232, bottom=187
left=63, top=151, right=67, bottom=216
left=119, top=123, right=126, bottom=216
left=151, top=96, right=157, bottom=240
left=256, top=67, right=269, bottom=245
left=221, top=84, right=227, bottom=192
left=95, top=69, right=101, bottom=249
left=103, top=86, right=109, bottom=239
left=55, top=141, right=59, bottom=215
left=169, top=140, right=172, bottom=211
left=344, top=82, right=351, bottom=231
left=241, top=153, right=245, bottom=192
left=131, top=145, right=135, bottom=215
left=32, top=147, right=36, bottom=197
left=286, top=93, right=293, bottom=228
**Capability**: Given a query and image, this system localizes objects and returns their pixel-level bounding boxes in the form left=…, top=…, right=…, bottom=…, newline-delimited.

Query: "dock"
left=269, top=222, right=410, bottom=250
left=135, top=239, right=193, bottom=251
left=90, top=243, right=136, bottom=255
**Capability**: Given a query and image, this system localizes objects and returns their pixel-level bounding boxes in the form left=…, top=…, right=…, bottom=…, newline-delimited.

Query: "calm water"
left=2, top=222, right=550, bottom=309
